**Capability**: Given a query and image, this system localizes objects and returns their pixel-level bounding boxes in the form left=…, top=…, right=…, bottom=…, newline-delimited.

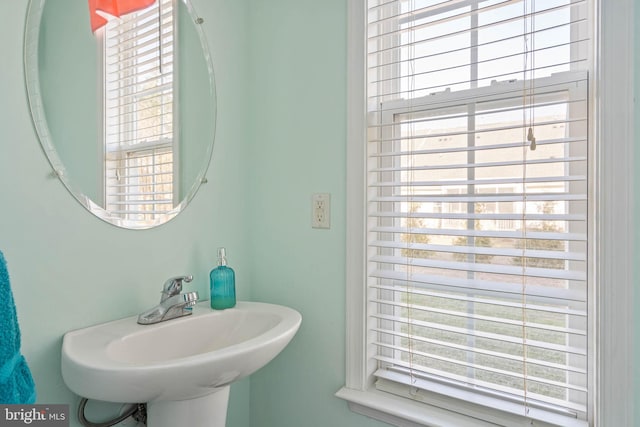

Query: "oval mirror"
left=24, top=0, right=216, bottom=229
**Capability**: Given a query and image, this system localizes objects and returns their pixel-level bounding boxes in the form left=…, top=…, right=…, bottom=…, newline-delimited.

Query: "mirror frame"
left=23, top=0, right=217, bottom=229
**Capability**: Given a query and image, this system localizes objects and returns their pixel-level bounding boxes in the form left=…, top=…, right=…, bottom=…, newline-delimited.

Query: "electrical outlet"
left=312, top=193, right=331, bottom=229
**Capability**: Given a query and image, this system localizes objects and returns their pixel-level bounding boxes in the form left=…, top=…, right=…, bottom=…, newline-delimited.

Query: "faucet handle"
left=162, top=275, right=193, bottom=297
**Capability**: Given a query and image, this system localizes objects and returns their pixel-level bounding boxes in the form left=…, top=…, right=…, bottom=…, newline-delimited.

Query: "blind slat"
left=109, top=209, right=173, bottom=215
left=370, top=193, right=587, bottom=203
left=370, top=240, right=586, bottom=261
left=370, top=284, right=587, bottom=317
left=370, top=226, right=587, bottom=242
left=371, top=255, right=586, bottom=281
left=370, top=157, right=587, bottom=173
left=371, top=176, right=587, bottom=189
left=369, top=212, right=586, bottom=222
left=109, top=199, right=173, bottom=206
left=370, top=269, right=586, bottom=303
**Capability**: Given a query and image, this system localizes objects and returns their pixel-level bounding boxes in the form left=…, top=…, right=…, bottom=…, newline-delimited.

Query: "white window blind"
left=366, top=0, right=590, bottom=425
left=102, top=0, right=176, bottom=225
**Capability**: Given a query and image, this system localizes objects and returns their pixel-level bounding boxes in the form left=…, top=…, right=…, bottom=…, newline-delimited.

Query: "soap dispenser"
left=210, top=247, right=236, bottom=310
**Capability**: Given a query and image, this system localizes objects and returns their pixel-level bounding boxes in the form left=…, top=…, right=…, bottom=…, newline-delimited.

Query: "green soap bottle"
left=210, top=247, right=236, bottom=310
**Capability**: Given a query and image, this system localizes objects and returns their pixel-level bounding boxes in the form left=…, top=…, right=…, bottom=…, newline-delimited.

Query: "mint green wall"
left=178, top=4, right=216, bottom=199
left=635, top=1, right=640, bottom=424
left=0, top=1, right=251, bottom=426
left=38, top=1, right=99, bottom=201
left=244, top=0, right=388, bottom=425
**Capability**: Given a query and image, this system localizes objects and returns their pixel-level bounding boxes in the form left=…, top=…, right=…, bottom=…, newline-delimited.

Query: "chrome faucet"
left=137, top=275, right=199, bottom=325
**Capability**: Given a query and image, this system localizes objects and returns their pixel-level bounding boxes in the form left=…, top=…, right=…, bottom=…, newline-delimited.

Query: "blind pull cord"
left=527, top=127, right=537, bottom=151
left=158, top=0, right=163, bottom=75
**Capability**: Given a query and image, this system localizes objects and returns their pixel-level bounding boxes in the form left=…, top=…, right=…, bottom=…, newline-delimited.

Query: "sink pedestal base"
left=147, top=386, right=230, bottom=427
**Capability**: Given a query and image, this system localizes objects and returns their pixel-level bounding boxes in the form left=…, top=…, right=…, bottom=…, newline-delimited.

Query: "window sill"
left=336, top=387, right=586, bottom=427
left=336, top=387, right=496, bottom=427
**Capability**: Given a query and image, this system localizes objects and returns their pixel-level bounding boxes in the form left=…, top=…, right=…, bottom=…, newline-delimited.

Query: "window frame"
left=336, top=0, right=635, bottom=426
left=375, top=72, right=589, bottom=424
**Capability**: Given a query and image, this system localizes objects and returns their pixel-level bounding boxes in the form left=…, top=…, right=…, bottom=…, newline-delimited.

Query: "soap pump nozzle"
left=217, top=247, right=228, bottom=266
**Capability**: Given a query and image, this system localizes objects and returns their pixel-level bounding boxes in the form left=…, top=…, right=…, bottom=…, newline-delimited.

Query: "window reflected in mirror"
left=99, top=0, right=176, bottom=225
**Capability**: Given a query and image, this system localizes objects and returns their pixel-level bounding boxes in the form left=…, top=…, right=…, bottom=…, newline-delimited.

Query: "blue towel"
left=0, top=250, right=36, bottom=404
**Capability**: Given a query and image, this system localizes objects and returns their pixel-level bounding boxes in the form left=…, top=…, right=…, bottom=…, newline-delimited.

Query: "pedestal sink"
left=61, top=301, right=302, bottom=426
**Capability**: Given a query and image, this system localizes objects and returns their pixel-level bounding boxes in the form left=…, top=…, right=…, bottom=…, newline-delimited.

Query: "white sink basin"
left=61, top=301, right=301, bottom=426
